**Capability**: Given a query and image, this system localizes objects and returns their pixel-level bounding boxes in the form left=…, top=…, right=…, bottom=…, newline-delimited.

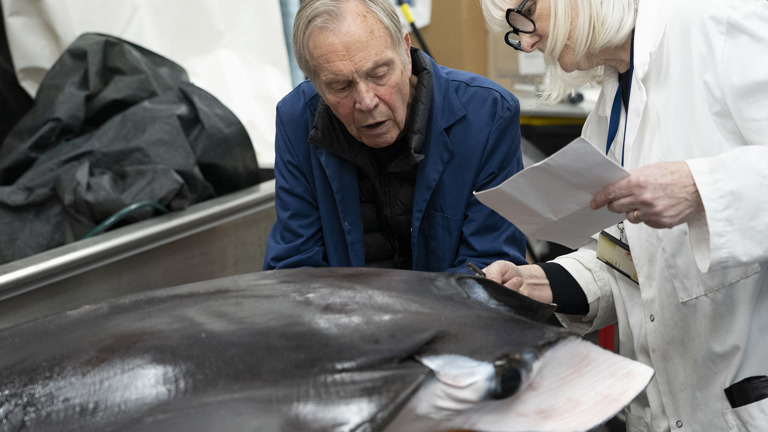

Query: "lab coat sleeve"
left=263, top=95, right=329, bottom=270
left=446, top=102, right=528, bottom=273
left=686, top=3, right=768, bottom=272
left=550, top=239, right=620, bottom=335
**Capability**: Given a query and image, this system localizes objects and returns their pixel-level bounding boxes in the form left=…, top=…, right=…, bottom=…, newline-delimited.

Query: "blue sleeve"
left=263, top=90, right=330, bottom=270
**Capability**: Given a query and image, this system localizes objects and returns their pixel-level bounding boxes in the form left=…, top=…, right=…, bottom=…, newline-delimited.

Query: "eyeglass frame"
left=504, top=0, right=536, bottom=51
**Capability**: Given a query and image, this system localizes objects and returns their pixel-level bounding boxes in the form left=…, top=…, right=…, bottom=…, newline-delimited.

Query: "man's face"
left=308, top=3, right=412, bottom=149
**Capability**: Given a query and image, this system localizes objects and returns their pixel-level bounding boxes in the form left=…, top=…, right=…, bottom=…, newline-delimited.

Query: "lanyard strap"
left=605, top=33, right=635, bottom=166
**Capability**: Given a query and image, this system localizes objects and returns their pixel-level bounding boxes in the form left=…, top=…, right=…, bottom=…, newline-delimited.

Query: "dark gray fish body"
left=0, top=268, right=651, bottom=431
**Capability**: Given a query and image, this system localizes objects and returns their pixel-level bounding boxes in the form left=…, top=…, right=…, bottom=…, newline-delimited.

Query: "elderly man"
left=264, top=0, right=527, bottom=272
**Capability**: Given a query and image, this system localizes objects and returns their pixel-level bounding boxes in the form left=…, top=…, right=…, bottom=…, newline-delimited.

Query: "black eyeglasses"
left=505, top=0, right=536, bottom=51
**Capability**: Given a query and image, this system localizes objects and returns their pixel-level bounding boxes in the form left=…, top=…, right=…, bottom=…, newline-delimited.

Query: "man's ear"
left=403, top=32, right=412, bottom=66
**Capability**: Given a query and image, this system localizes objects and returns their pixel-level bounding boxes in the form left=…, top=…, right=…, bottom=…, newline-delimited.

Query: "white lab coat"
left=554, top=0, right=768, bottom=430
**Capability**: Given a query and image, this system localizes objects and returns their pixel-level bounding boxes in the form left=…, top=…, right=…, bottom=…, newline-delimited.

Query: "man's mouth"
left=363, top=120, right=387, bottom=130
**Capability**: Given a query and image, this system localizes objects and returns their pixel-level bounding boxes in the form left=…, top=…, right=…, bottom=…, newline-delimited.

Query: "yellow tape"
left=399, top=3, right=415, bottom=24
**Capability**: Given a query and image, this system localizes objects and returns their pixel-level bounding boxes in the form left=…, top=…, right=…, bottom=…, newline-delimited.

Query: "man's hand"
left=590, top=161, right=705, bottom=228
left=483, top=261, right=553, bottom=304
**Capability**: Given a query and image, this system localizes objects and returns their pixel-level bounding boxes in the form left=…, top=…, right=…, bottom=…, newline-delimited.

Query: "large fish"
left=0, top=268, right=652, bottom=431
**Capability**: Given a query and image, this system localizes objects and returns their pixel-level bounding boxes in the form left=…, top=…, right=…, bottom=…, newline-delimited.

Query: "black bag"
left=0, top=33, right=260, bottom=264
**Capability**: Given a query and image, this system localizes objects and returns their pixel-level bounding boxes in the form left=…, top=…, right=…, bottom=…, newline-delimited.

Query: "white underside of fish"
left=385, top=336, right=654, bottom=432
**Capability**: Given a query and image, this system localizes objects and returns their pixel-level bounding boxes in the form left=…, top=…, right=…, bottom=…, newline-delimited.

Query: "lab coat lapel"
left=623, top=0, right=665, bottom=168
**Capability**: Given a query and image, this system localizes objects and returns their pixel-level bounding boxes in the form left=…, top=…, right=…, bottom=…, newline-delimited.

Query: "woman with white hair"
left=480, top=0, right=768, bottom=430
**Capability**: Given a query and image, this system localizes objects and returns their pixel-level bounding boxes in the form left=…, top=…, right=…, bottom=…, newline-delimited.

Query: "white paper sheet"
left=474, top=137, right=630, bottom=249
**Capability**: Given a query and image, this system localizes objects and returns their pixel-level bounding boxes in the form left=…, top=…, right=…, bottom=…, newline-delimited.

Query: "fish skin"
left=0, top=268, right=580, bottom=431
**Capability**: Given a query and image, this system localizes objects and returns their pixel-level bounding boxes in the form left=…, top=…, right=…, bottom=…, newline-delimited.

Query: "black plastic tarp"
left=0, top=33, right=261, bottom=264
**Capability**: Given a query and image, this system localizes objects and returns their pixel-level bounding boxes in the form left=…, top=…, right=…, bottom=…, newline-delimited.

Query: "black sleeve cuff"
left=535, top=262, right=588, bottom=315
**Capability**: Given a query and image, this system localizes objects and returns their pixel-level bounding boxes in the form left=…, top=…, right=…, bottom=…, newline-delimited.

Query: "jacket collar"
left=596, top=0, right=664, bottom=166
left=599, top=0, right=665, bottom=99
left=632, top=0, right=666, bottom=82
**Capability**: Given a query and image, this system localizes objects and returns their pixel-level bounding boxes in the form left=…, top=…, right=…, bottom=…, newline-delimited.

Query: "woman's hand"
left=590, top=161, right=705, bottom=228
left=483, top=261, right=553, bottom=304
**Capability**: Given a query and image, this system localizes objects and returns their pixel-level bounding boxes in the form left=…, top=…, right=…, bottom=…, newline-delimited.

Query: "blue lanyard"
left=605, top=33, right=634, bottom=166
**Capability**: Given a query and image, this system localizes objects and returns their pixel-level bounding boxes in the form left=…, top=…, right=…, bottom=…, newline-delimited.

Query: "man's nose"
left=354, top=82, right=378, bottom=111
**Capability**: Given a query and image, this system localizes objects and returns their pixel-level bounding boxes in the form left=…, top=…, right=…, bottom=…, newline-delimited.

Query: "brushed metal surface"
left=0, top=180, right=276, bottom=329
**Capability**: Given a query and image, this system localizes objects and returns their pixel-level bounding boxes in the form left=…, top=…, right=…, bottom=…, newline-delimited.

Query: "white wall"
left=1, top=0, right=292, bottom=168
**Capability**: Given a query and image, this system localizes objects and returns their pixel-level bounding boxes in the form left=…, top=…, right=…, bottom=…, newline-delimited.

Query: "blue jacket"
left=264, top=55, right=526, bottom=273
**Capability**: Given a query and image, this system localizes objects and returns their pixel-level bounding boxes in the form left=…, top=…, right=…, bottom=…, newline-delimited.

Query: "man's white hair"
left=293, top=0, right=409, bottom=83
